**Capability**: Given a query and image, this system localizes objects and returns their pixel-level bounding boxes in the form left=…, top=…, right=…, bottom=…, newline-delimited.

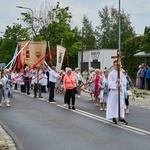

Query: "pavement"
left=0, top=88, right=150, bottom=150
left=0, top=125, right=16, bottom=150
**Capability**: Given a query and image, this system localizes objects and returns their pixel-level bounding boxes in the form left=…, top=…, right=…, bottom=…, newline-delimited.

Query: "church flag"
left=56, top=45, right=66, bottom=70
left=19, top=41, right=46, bottom=68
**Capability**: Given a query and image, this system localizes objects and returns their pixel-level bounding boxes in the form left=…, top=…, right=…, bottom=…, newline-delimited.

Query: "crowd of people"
left=136, top=63, right=150, bottom=90
left=0, top=61, right=150, bottom=125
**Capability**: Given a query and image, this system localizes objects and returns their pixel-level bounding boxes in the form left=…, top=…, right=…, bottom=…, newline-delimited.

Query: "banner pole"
left=5, top=41, right=30, bottom=69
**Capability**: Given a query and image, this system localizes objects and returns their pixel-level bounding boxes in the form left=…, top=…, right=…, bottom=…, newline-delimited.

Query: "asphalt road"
left=0, top=90, right=150, bottom=150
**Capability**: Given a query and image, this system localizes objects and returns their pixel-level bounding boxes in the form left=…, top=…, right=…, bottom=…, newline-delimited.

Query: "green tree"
left=121, top=36, right=143, bottom=81
left=38, top=2, right=82, bottom=68
left=144, top=26, right=150, bottom=35
left=19, top=2, right=83, bottom=69
left=82, top=15, right=97, bottom=50
left=121, top=35, right=150, bottom=83
left=95, top=5, right=135, bottom=49
left=0, top=24, right=30, bottom=64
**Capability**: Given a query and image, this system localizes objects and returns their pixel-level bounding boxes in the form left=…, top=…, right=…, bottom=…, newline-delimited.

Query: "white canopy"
left=134, top=51, right=150, bottom=57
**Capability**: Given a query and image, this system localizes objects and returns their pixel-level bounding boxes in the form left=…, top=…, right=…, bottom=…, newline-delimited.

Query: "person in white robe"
left=41, top=71, right=48, bottom=93
left=106, top=60, right=128, bottom=125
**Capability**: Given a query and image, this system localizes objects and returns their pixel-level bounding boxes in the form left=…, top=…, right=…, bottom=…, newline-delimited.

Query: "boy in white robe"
left=106, top=60, right=128, bottom=125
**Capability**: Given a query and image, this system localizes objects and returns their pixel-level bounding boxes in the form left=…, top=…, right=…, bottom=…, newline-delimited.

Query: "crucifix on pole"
left=111, top=50, right=124, bottom=121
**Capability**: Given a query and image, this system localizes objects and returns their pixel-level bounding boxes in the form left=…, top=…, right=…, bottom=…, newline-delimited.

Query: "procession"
left=1, top=1, right=150, bottom=150
left=0, top=42, right=149, bottom=126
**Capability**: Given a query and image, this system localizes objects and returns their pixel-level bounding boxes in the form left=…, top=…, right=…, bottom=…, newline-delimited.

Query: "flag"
left=56, top=45, right=66, bottom=70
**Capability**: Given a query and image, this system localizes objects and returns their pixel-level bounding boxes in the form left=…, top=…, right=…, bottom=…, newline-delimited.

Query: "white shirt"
left=49, top=70, right=59, bottom=83
left=74, top=72, right=83, bottom=81
left=41, top=74, right=48, bottom=86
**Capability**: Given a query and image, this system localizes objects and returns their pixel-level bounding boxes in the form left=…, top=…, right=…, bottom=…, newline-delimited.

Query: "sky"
left=0, top=0, right=150, bottom=37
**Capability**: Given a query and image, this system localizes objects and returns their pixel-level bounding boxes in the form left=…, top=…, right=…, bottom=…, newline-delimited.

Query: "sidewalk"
left=0, top=125, right=17, bottom=150
left=130, top=89, right=150, bottom=109
left=81, top=88, right=150, bottom=110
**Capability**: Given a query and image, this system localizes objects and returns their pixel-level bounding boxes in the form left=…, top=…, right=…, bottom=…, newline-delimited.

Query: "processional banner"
left=56, top=45, right=66, bottom=70
left=19, top=41, right=47, bottom=68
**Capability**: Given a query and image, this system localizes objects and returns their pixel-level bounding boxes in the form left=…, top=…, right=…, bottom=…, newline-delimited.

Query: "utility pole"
left=118, top=0, right=121, bottom=51
left=81, top=27, right=84, bottom=72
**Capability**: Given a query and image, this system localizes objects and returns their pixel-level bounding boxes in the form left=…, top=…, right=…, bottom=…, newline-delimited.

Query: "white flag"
left=56, top=45, right=66, bottom=70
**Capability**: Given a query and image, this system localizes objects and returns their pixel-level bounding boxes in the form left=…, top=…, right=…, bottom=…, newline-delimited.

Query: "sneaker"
left=100, top=106, right=103, bottom=111
left=49, top=100, right=56, bottom=103
left=119, top=119, right=128, bottom=125
left=112, top=118, right=117, bottom=124
left=63, top=104, right=68, bottom=107
left=33, top=96, right=36, bottom=98
left=126, top=109, right=129, bottom=114
left=77, top=95, right=80, bottom=98
left=0, top=104, right=1, bottom=107
left=39, top=96, right=43, bottom=98
left=68, top=106, right=71, bottom=109
left=6, top=103, right=11, bottom=107
left=90, top=98, right=93, bottom=101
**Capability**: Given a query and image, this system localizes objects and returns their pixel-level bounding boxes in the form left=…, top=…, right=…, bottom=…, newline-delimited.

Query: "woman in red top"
left=94, top=69, right=101, bottom=106
left=63, top=68, right=78, bottom=110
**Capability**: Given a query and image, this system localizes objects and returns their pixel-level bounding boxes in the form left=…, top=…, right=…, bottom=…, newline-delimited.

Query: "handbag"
left=67, top=75, right=78, bottom=94
left=74, top=87, right=78, bottom=94
left=127, top=90, right=132, bottom=96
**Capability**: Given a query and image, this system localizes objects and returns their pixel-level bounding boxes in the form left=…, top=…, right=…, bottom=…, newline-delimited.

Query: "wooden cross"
left=111, top=50, right=124, bottom=121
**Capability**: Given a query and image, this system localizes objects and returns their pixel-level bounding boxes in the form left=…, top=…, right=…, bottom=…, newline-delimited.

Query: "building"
left=78, top=49, right=117, bottom=71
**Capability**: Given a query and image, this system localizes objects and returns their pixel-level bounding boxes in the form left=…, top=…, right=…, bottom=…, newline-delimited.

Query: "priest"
left=106, top=60, right=128, bottom=125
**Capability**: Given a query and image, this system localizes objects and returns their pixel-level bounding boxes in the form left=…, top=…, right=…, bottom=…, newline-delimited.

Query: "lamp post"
left=81, top=27, right=84, bottom=72
left=16, top=6, right=34, bottom=41
left=118, top=0, right=121, bottom=51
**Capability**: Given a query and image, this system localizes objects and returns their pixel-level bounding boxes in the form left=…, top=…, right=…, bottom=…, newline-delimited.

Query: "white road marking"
left=57, top=104, right=150, bottom=136
left=15, top=90, right=150, bottom=136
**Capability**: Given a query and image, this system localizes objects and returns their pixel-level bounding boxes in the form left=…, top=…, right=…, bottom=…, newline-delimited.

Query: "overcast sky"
left=0, top=0, right=150, bottom=36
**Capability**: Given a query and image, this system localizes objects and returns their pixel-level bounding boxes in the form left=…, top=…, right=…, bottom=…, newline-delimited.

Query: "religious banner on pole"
left=56, top=45, right=66, bottom=70
left=19, top=41, right=47, bottom=68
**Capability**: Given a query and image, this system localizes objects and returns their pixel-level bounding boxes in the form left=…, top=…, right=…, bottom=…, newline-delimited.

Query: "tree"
left=0, top=24, right=30, bottom=64
left=82, top=15, right=97, bottom=50
left=18, top=2, right=82, bottom=69
left=121, top=35, right=150, bottom=82
left=38, top=2, right=82, bottom=68
left=121, top=36, right=143, bottom=81
left=4, top=23, right=30, bottom=41
left=19, top=1, right=55, bottom=40
left=144, top=26, right=150, bottom=35
left=95, top=5, right=135, bottom=49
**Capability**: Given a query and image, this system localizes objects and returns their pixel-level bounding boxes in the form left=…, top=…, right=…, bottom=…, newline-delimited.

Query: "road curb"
left=0, top=125, right=17, bottom=150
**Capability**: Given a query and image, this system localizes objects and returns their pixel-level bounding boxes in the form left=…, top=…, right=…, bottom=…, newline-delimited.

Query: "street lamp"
left=118, top=0, right=121, bottom=51
left=16, top=5, right=34, bottom=41
left=81, top=27, right=84, bottom=72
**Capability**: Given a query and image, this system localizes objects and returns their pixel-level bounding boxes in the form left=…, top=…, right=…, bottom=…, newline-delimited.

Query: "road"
left=0, top=90, right=150, bottom=150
